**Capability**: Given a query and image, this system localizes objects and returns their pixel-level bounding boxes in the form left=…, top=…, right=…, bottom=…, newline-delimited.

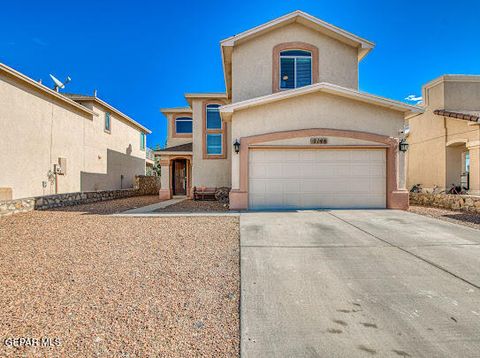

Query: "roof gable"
left=221, top=10, right=374, bottom=99
left=221, top=10, right=374, bottom=60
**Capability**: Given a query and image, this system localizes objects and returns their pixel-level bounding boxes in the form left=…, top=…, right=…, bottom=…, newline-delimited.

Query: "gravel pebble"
left=155, top=200, right=229, bottom=213
left=409, top=205, right=480, bottom=231
left=0, top=197, right=240, bottom=357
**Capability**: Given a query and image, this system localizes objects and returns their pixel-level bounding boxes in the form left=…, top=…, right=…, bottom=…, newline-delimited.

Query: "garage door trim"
left=229, top=128, right=409, bottom=210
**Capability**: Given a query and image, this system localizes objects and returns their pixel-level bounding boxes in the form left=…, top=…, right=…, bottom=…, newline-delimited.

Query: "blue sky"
left=1, top=0, right=479, bottom=148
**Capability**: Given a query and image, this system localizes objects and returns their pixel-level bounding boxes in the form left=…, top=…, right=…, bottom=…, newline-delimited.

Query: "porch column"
left=159, top=159, right=171, bottom=200
left=468, top=144, right=480, bottom=195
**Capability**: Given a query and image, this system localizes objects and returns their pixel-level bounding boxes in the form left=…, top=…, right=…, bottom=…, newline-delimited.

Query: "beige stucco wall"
left=231, top=23, right=359, bottom=102
left=444, top=81, right=480, bottom=111
left=230, top=91, right=406, bottom=189
left=408, top=78, right=480, bottom=192
left=78, top=101, right=147, bottom=191
left=407, top=111, right=447, bottom=190
left=0, top=73, right=146, bottom=199
left=191, top=99, right=231, bottom=188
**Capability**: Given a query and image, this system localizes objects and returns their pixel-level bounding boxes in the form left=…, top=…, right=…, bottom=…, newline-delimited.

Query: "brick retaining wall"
left=135, top=175, right=161, bottom=195
left=0, top=175, right=160, bottom=216
left=410, top=192, right=480, bottom=214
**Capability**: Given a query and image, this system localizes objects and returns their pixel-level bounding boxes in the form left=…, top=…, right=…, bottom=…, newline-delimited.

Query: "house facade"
left=157, top=11, right=421, bottom=210
left=407, top=75, right=480, bottom=194
left=0, top=63, right=151, bottom=200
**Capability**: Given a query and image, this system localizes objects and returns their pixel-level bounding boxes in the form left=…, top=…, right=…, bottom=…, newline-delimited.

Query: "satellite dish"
left=49, top=74, right=71, bottom=92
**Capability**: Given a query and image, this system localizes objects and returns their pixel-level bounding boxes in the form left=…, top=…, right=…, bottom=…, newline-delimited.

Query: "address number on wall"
left=310, top=137, right=328, bottom=144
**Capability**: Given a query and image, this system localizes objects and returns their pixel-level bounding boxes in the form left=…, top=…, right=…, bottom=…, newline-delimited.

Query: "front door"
left=173, top=160, right=186, bottom=195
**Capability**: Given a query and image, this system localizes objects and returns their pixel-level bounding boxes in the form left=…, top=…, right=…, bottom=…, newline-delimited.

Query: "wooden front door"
left=173, top=160, right=186, bottom=195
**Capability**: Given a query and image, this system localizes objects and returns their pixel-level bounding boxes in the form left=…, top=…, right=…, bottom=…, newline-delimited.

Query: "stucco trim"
left=272, top=42, right=319, bottom=93
left=160, top=155, right=193, bottom=199
left=220, top=82, right=423, bottom=120
left=184, top=93, right=228, bottom=107
left=160, top=107, right=192, bottom=114
left=446, top=139, right=468, bottom=147
left=202, top=100, right=228, bottom=160
left=171, top=113, right=193, bottom=139
left=230, top=128, right=407, bottom=210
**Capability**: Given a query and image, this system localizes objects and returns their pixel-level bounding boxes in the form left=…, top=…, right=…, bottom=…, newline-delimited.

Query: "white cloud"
left=405, top=94, right=423, bottom=105
left=405, top=94, right=422, bottom=101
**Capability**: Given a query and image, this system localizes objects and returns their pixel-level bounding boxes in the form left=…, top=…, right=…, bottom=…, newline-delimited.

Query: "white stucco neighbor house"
left=157, top=10, right=422, bottom=210
left=0, top=62, right=151, bottom=200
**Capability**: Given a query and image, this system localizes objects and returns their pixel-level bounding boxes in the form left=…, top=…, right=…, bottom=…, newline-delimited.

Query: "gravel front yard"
left=409, top=205, right=480, bottom=230
left=0, top=197, right=239, bottom=357
left=155, top=199, right=229, bottom=213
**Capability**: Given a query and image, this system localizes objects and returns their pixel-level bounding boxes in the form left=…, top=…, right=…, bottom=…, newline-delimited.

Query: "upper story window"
left=204, top=103, right=225, bottom=158
left=279, top=50, right=312, bottom=89
left=140, top=132, right=146, bottom=151
left=175, top=117, right=192, bottom=134
left=206, top=104, right=221, bottom=129
left=104, top=112, right=111, bottom=132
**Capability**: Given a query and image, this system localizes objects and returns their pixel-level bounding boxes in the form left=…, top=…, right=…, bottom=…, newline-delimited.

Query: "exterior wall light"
left=399, top=139, right=409, bottom=152
left=233, top=139, right=240, bottom=154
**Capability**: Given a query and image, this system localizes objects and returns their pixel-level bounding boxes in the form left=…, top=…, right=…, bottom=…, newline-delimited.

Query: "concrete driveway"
left=240, top=210, right=480, bottom=358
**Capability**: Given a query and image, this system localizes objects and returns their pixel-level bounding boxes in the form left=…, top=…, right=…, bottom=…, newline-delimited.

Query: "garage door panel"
left=249, top=149, right=386, bottom=209
left=264, top=163, right=283, bottom=177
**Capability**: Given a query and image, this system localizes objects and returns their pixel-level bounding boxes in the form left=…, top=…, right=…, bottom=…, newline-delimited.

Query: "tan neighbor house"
left=157, top=10, right=422, bottom=210
left=407, top=75, right=480, bottom=194
left=0, top=63, right=151, bottom=200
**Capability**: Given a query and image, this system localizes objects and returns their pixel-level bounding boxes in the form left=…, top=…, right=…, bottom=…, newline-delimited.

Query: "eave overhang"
left=220, top=82, right=424, bottom=121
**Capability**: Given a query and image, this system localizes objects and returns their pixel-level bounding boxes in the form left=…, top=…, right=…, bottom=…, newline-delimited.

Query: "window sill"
left=203, top=154, right=226, bottom=160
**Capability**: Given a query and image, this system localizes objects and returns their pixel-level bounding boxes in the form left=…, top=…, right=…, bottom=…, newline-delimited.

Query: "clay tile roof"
left=434, top=109, right=480, bottom=122
left=157, top=143, right=192, bottom=152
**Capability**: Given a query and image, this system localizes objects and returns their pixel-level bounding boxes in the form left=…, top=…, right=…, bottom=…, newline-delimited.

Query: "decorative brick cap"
left=434, top=109, right=480, bottom=122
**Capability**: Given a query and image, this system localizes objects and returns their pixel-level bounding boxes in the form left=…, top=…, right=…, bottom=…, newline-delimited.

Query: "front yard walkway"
left=0, top=197, right=240, bottom=357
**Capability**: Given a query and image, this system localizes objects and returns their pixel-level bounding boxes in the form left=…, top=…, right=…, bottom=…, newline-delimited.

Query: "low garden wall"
left=135, top=175, right=161, bottom=195
left=0, top=175, right=161, bottom=216
left=410, top=192, right=480, bottom=214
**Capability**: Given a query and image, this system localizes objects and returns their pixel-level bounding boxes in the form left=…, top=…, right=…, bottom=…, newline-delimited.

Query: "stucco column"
left=398, top=150, right=406, bottom=190
left=159, top=159, right=171, bottom=200
left=468, top=145, right=480, bottom=195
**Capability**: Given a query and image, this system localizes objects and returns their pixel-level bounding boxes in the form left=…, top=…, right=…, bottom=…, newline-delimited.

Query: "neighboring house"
left=407, top=75, right=480, bottom=194
left=0, top=63, right=151, bottom=200
left=145, top=147, right=156, bottom=175
left=157, top=10, right=422, bottom=210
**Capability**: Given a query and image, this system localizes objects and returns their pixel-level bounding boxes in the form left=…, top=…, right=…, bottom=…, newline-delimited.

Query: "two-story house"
left=0, top=62, right=151, bottom=200
left=157, top=10, right=422, bottom=210
left=407, top=75, right=480, bottom=195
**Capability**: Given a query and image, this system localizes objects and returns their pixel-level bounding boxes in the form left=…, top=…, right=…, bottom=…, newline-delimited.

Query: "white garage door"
left=249, top=149, right=386, bottom=210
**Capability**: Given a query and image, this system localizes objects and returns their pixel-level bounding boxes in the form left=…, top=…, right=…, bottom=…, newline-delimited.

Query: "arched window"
left=279, top=50, right=312, bottom=89
left=175, top=116, right=192, bottom=134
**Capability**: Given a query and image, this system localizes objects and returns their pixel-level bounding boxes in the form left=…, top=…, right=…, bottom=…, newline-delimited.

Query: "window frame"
left=140, top=132, right=146, bottom=151
left=279, top=50, right=312, bottom=90
left=203, top=101, right=227, bottom=159
left=174, top=116, right=193, bottom=135
left=104, top=112, right=111, bottom=133
left=171, top=113, right=193, bottom=138
left=272, top=42, right=319, bottom=93
left=206, top=133, right=223, bottom=155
